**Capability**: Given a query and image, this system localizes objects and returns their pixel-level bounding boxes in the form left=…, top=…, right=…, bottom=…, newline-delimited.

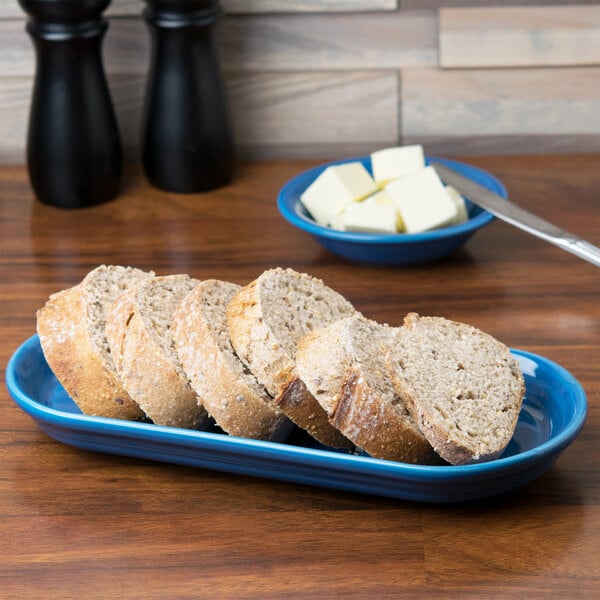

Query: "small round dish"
left=277, top=156, right=504, bottom=265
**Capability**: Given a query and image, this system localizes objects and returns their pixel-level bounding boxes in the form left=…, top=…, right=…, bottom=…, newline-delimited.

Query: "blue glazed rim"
left=277, top=155, right=502, bottom=245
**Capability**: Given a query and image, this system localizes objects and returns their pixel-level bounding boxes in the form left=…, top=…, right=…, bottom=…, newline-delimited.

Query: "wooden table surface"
left=1, top=156, right=598, bottom=599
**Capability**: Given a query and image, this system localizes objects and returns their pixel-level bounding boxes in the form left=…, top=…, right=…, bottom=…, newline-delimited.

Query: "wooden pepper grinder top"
left=142, top=0, right=234, bottom=193
left=18, top=0, right=122, bottom=208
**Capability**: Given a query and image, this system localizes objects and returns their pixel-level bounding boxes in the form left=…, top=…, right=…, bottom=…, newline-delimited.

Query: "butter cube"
left=386, top=166, right=458, bottom=233
left=300, top=162, right=377, bottom=226
left=445, top=185, right=469, bottom=225
left=327, top=212, right=347, bottom=231
left=364, top=189, right=404, bottom=232
left=342, top=202, right=398, bottom=234
left=370, top=145, right=425, bottom=187
left=364, top=189, right=393, bottom=206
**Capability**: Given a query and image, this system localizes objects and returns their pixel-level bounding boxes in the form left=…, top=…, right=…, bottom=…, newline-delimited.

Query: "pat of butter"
left=364, top=189, right=404, bottom=232
left=300, top=162, right=377, bottom=226
left=386, top=166, right=458, bottom=233
left=364, top=189, right=393, bottom=206
left=446, top=185, right=469, bottom=225
left=327, top=212, right=347, bottom=231
left=371, top=145, right=425, bottom=187
left=341, top=201, right=398, bottom=234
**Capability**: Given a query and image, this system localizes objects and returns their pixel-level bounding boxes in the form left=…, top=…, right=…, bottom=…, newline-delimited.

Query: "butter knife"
left=434, top=163, right=600, bottom=268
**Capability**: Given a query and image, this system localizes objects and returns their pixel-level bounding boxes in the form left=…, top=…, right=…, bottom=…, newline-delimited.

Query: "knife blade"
left=434, top=163, right=600, bottom=268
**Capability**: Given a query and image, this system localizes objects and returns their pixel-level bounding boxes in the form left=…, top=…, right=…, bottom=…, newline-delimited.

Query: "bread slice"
left=172, top=279, right=294, bottom=441
left=226, top=268, right=355, bottom=449
left=105, top=274, right=210, bottom=429
left=387, top=313, right=525, bottom=465
left=36, top=265, right=153, bottom=420
left=296, top=315, right=438, bottom=464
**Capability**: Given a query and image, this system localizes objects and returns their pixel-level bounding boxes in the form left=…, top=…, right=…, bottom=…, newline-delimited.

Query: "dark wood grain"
left=1, top=156, right=598, bottom=599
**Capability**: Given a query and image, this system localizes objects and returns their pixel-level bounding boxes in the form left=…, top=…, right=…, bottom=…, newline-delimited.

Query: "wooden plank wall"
left=1, top=0, right=599, bottom=163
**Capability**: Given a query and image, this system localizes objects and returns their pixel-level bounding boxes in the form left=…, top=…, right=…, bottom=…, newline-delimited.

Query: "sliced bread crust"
left=387, top=313, right=525, bottom=465
left=172, top=279, right=294, bottom=441
left=36, top=265, right=152, bottom=420
left=296, top=315, right=438, bottom=464
left=105, top=274, right=210, bottom=429
left=275, top=376, right=353, bottom=450
left=227, top=268, right=355, bottom=449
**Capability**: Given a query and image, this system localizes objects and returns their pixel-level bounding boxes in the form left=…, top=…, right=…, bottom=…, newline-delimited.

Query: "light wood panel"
left=219, top=11, right=436, bottom=71
left=402, top=67, right=600, bottom=136
left=0, top=71, right=398, bottom=163
left=223, top=0, right=398, bottom=12
left=440, top=6, right=600, bottom=68
left=229, top=71, right=398, bottom=158
left=0, top=77, right=28, bottom=163
left=0, top=10, right=436, bottom=77
left=0, top=0, right=397, bottom=19
left=401, top=0, right=599, bottom=7
left=400, top=132, right=600, bottom=158
left=401, top=67, right=600, bottom=155
left=6, top=0, right=596, bottom=17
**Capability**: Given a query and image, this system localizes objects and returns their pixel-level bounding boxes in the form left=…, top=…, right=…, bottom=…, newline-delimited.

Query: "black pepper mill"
left=142, top=0, right=234, bottom=193
left=18, top=0, right=121, bottom=208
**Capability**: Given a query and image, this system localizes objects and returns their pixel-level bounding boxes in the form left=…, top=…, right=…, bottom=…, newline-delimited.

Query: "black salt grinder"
left=18, top=0, right=122, bottom=208
left=142, top=0, right=234, bottom=193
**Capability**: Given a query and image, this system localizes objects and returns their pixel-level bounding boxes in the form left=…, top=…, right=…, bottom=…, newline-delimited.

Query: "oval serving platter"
left=6, top=335, right=587, bottom=503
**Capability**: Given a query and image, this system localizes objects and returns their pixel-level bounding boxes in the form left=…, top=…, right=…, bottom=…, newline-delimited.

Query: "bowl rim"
left=277, top=155, right=502, bottom=245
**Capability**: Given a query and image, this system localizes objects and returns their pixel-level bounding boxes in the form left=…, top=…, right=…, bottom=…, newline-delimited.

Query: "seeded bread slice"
left=172, top=279, right=294, bottom=441
left=296, top=315, right=438, bottom=464
left=387, top=313, right=525, bottom=465
left=105, top=274, right=210, bottom=429
left=36, top=265, right=153, bottom=420
left=226, top=268, right=355, bottom=449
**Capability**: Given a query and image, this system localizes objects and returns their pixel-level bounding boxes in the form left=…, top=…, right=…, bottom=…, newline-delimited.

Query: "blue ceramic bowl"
left=277, top=156, right=504, bottom=265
